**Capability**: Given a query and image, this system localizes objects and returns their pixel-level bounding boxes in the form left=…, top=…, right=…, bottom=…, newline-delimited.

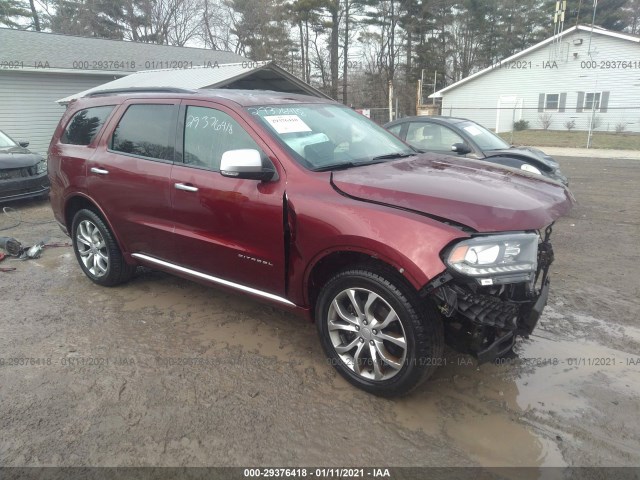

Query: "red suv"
left=48, top=88, right=573, bottom=396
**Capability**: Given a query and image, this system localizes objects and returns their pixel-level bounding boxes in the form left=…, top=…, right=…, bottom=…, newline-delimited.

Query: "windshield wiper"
left=371, top=152, right=415, bottom=161
left=313, top=162, right=359, bottom=172
left=313, top=153, right=416, bottom=172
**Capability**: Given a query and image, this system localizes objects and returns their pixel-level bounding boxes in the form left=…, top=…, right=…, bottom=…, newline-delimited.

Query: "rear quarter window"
left=61, top=106, right=115, bottom=145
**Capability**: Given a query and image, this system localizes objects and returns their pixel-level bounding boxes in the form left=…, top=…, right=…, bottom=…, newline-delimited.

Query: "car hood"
left=331, top=154, right=574, bottom=233
left=484, top=146, right=558, bottom=170
left=0, top=149, right=42, bottom=169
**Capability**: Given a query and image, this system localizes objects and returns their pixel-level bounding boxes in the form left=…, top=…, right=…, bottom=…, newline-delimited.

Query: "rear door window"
left=61, top=106, right=115, bottom=145
left=110, top=104, right=177, bottom=161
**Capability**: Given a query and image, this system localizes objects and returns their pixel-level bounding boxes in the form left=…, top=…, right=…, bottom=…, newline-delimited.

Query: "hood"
left=331, top=154, right=574, bottom=233
left=484, top=146, right=558, bottom=170
left=0, top=150, right=43, bottom=169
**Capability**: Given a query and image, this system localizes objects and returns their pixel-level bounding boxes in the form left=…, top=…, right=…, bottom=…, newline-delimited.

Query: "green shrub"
left=513, top=120, right=529, bottom=131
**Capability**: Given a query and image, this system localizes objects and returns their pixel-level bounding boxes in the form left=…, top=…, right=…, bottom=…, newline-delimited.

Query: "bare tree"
left=201, top=0, right=239, bottom=51
left=167, top=0, right=203, bottom=45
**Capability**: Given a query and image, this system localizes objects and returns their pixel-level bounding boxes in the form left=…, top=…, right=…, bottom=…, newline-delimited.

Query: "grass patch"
left=498, top=130, right=640, bottom=150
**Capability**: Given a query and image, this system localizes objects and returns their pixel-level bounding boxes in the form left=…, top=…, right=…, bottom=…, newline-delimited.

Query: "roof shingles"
left=0, top=28, right=245, bottom=72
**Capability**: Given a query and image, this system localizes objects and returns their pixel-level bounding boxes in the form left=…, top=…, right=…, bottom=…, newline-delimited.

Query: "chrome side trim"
left=131, top=253, right=296, bottom=307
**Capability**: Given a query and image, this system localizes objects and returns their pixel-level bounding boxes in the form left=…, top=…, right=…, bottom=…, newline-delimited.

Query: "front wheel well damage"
left=306, top=252, right=416, bottom=321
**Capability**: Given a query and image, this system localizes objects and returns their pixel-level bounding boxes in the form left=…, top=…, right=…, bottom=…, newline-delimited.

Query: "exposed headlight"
left=446, top=233, right=539, bottom=285
left=521, top=163, right=541, bottom=175
left=35, top=159, right=47, bottom=174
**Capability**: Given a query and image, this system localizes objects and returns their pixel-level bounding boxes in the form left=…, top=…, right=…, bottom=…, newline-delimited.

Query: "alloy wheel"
left=327, top=287, right=408, bottom=381
left=76, top=220, right=109, bottom=277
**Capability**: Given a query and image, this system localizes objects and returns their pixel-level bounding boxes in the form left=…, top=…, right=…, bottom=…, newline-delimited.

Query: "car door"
left=404, top=121, right=468, bottom=156
left=87, top=100, right=179, bottom=261
left=170, top=100, right=287, bottom=296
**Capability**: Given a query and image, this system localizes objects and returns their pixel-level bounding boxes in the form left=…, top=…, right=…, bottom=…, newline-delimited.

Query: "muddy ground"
left=0, top=156, right=639, bottom=474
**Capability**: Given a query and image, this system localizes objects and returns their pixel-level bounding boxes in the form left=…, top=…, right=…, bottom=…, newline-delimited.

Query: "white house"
left=430, top=25, right=640, bottom=133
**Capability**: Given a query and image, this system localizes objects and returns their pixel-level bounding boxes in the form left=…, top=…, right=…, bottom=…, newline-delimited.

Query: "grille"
left=0, top=166, right=37, bottom=180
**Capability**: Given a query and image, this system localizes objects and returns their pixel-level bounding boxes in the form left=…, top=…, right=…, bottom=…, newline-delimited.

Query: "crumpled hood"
left=331, top=154, right=574, bottom=233
left=485, top=146, right=558, bottom=170
left=0, top=150, right=43, bottom=169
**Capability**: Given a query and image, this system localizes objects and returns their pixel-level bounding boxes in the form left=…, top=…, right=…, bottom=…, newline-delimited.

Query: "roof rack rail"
left=85, top=87, right=197, bottom=97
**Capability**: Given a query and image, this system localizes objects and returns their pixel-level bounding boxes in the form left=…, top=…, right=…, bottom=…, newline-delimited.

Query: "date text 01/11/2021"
left=243, top=468, right=391, bottom=477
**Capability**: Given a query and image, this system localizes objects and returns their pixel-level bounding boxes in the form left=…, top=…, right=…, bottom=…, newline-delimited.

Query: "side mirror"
left=220, top=149, right=276, bottom=181
left=451, top=142, right=471, bottom=155
left=19, top=141, right=29, bottom=148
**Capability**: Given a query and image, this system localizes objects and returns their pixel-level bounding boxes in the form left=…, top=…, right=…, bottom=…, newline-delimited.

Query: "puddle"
left=543, top=304, right=640, bottom=344
left=390, top=333, right=640, bottom=468
left=507, top=336, right=640, bottom=414
left=446, top=412, right=565, bottom=468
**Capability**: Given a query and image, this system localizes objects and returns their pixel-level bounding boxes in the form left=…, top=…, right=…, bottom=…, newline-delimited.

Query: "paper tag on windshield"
left=265, top=115, right=312, bottom=134
left=463, top=125, right=483, bottom=136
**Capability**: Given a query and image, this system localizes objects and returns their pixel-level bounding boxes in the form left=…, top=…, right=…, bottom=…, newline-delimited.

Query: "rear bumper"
left=0, top=173, right=50, bottom=202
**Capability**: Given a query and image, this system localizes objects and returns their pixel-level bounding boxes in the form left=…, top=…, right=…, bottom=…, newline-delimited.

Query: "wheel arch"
left=64, top=193, right=130, bottom=259
left=304, top=247, right=422, bottom=320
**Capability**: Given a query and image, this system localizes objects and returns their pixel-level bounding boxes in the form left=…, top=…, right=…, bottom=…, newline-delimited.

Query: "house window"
left=544, top=94, right=560, bottom=112
left=584, top=92, right=601, bottom=111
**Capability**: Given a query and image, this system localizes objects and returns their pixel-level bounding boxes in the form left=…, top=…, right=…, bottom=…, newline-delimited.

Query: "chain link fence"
left=435, top=104, right=640, bottom=150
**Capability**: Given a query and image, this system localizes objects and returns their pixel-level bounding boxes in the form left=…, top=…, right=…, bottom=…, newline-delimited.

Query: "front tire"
left=71, top=209, right=135, bottom=286
left=316, top=268, right=444, bottom=397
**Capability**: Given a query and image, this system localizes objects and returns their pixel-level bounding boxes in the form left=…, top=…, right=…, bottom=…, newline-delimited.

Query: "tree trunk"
left=330, top=0, right=339, bottom=100
left=298, top=20, right=305, bottom=81
left=342, top=0, right=349, bottom=105
left=305, top=20, right=310, bottom=82
left=389, top=0, right=395, bottom=82
left=28, top=0, right=41, bottom=31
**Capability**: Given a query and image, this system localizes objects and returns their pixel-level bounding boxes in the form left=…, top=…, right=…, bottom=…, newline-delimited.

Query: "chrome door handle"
left=90, top=167, right=109, bottom=175
left=174, top=183, right=198, bottom=192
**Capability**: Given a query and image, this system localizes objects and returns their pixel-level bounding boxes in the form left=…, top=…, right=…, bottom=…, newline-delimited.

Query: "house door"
left=495, top=95, right=523, bottom=133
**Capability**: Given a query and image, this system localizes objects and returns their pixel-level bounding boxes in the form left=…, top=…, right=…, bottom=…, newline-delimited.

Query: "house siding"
left=0, top=71, right=123, bottom=155
left=439, top=30, right=640, bottom=133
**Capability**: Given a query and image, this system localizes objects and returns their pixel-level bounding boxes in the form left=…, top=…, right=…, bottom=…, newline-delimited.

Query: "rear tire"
left=316, top=267, right=444, bottom=397
left=71, top=209, right=135, bottom=286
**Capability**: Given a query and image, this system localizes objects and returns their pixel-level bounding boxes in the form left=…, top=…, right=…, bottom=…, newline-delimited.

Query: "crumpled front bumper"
left=423, top=234, right=554, bottom=364
left=473, top=278, right=550, bottom=363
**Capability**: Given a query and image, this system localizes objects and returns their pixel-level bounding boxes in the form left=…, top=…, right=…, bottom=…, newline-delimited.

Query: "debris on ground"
left=0, top=236, right=22, bottom=256
left=0, top=235, right=70, bottom=271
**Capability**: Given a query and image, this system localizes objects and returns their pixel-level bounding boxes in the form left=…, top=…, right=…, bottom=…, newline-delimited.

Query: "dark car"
left=0, top=129, right=49, bottom=202
left=48, top=88, right=573, bottom=396
left=385, top=116, right=568, bottom=185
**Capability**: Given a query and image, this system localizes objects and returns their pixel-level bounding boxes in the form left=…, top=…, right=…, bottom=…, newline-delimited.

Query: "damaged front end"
left=422, top=226, right=555, bottom=364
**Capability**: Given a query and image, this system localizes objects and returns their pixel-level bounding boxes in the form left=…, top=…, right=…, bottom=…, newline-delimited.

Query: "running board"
left=131, top=253, right=296, bottom=307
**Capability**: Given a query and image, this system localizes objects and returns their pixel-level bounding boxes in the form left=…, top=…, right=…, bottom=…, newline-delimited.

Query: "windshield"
left=248, top=104, right=415, bottom=170
left=458, top=121, right=510, bottom=151
left=0, top=130, right=18, bottom=149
